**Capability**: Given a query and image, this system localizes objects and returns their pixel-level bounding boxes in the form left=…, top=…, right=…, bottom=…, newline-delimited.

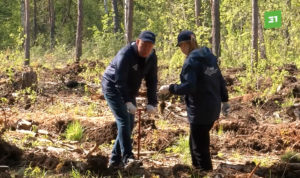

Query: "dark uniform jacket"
left=169, top=47, right=228, bottom=125
left=101, top=42, right=158, bottom=106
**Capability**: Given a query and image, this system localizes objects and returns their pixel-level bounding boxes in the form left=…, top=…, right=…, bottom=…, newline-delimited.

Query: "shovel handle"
left=137, top=108, right=145, bottom=160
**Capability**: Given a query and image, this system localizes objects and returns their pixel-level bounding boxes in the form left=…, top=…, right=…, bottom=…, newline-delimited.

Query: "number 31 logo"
left=268, top=16, right=278, bottom=23
left=264, top=11, right=282, bottom=29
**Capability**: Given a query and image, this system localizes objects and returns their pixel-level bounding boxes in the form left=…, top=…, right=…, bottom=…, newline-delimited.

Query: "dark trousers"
left=104, top=91, right=135, bottom=164
left=189, top=123, right=214, bottom=170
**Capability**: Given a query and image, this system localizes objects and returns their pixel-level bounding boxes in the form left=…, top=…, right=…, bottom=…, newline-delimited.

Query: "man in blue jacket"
left=102, top=31, right=158, bottom=168
left=159, top=30, right=229, bottom=171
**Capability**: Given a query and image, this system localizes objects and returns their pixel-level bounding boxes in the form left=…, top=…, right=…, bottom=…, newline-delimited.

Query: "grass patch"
left=165, top=135, right=191, bottom=165
left=252, top=156, right=277, bottom=167
left=65, top=120, right=83, bottom=141
left=24, top=165, right=47, bottom=178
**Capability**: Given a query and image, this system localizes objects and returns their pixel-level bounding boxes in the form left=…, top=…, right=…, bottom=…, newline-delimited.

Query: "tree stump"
left=21, top=67, right=37, bottom=89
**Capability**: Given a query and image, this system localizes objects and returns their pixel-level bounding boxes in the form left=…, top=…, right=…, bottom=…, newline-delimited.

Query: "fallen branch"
left=85, top=143, right=99, bottom=157
left=248, top=162, right=260, bottom=178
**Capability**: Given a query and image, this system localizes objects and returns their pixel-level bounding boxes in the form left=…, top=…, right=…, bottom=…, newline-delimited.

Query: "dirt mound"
left=54, top=119, right=73, bottom=133
left=218, top=122, right=300, bottom=153
left=24, top=151, right=108, bottom=174
left=24, top=152, right=60, bottom=170
left=0, top=67, right=37, bottom=92
left=133, top=119, right=185, bottom=151
left=42, top=118, right=117, bottom=145
left=172, top=164, right=197, bottom=178
left=214, top=115, right=258, bottom=135
left=38, top=118, right=74, bottom=134
left=281, top=63, right=298, bottom=75
left=53, top=62, right=85, bottom=79
left=251, top=96, right=284, bottom=113
left=223, top=67, right=246, bottom=93
left=256, top=162, right=300, bottom=178
left=86, top=154, right=108, bottom=174
left=0, top=139, right=22, bottom=166
left=83, top=121, right=117, bottom=145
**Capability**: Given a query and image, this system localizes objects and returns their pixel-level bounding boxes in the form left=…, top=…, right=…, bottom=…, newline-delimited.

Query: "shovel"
left=136, top=108, right=146, bottom=160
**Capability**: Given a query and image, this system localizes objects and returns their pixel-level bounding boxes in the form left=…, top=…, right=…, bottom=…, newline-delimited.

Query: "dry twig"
left=248, top=162, right=260, bottom=178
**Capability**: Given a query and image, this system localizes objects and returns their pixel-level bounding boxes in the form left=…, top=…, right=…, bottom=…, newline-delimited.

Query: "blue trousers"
left=104, top=91, right=135, bottom=164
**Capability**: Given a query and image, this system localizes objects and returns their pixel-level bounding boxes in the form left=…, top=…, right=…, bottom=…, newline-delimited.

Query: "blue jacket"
left=169, top=47, right=228, bottom=125
left=101, top=42, right=158, bottom=106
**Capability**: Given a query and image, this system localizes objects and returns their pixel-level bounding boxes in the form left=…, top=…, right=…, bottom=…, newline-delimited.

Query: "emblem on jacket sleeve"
left=204, top=67, right=218, bottom=76
left=132, top=64, right=138, bottom=71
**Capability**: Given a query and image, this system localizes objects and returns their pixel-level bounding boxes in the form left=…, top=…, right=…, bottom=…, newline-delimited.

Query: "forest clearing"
left=0, top=0, right=300, bottom=177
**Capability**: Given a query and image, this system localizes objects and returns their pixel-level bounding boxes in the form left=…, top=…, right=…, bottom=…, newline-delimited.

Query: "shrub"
left=65, top=120, right=83, bottom=141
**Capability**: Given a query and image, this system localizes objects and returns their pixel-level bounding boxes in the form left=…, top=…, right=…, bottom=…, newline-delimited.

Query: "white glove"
left=146, top=105, right=157, bottom=115
left=126, top=102, right=137, bottom=114
left=159, top=85, right=170, bottom=95
left=221, top=102, right=230, bottom=116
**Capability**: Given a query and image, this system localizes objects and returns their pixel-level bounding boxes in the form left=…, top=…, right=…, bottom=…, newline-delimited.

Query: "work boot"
left=108, top=161, right=124, bottom=170
left=124, top=158, right=142, bottom=170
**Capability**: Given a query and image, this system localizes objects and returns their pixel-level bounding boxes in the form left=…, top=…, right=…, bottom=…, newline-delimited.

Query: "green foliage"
left=0, top=0, right=21, bottom=49
left=166, top=135, right=191, bottom=164
left=0, top=0, right=299, bottom=98
left=0, top=50, right=24, bottom=74
left=233, top=57, right=289, bottom=97
left=86, top=102, right=98, bottom=117
left=217, top=152, right=224, bottom=159
left=281, top=96, right=295, bottom=108
left=168, top=49, right=185, bottom=74
left=252, top=156, right=276, bottom=167
left=84, top=26, right=125, bottom=59
left=70, top=167, right=81, bottom=178
left=65, top=120, right=83, bottom=141
left=70, top=167, right=93, bottom=178
left=217, top=124, right=224, bottom=136
left=24, top=164, right=47, bottom=178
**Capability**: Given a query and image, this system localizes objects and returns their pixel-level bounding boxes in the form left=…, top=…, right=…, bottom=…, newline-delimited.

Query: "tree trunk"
left=33, top=0, right=37, bottom=43
left=104, top=0, right=109, bottom=14
left=49, top=0, right=55, bottom=49
left=251, top=0, right=258, bottom=70
left=124, top=0, right=133, bottom=44
left=112, top=0, right=120, bottom=33
left=21, top=0, right=25, bottom=49
left=195, top=0, right=201, bottom=26
left=75, top=0, right=83, bottom=62
left=24, top=0, right=30, bottom=65
left=284, top=0, right=291, bottom=55
left=211, top=0, right=220, bottom=58
left=258, top=10, right=267, bottom=60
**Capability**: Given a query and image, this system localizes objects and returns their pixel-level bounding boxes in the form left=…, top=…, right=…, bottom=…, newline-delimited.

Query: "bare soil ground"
left=0, top=62, right=299, bottom=177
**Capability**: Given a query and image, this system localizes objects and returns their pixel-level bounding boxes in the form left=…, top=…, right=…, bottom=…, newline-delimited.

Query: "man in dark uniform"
left=101, top=31, right=158, bottom=168
left=159, top=30, right=229, bottom=171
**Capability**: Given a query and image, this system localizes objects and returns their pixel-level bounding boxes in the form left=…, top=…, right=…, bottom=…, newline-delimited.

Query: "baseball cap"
left=138, top=31, right=156, bottom=44
left=176, top=30, right=195, bottom=46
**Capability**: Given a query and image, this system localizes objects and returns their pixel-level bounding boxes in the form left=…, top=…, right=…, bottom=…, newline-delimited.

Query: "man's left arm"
left=145, top=52, right=158, bottom=106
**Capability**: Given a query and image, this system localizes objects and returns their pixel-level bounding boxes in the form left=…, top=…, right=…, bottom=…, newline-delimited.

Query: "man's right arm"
left=169, top=64, right=197, bottom=95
